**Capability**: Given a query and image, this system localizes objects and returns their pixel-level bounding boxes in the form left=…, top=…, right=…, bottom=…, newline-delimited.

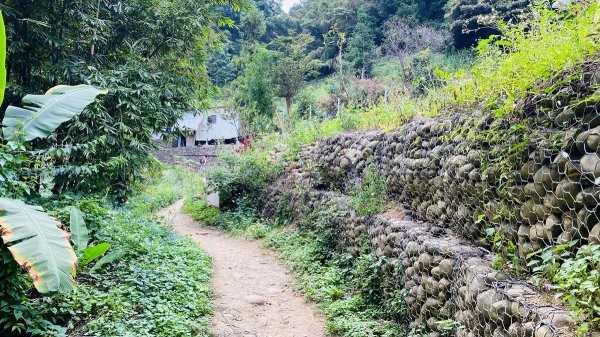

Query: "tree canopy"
left=2, top=0, right=245, bottom=198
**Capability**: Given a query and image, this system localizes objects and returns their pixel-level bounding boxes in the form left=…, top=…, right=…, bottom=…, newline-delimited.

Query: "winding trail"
left=158, top=200, right=327, bottom=337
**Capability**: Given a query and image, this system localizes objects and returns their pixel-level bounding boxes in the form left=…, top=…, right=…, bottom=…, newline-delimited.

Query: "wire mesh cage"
left=262, top=66, right=600, bottom=336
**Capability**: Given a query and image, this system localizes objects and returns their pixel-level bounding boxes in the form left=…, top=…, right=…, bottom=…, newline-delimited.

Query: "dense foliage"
left=448, top=0, right=532, bottom=48
left=2, top=0, right=243, bottom=198
left=2, top=167, right=212, bottom=336
left=528, top=243, right=600, bottom=335
left=207, top=134, right=284, bottom=209
left=210, top=0, right=479, bottom=131
left=55, top=169, right=213, bottom=337
left=0, top=1, right=241, bottom=335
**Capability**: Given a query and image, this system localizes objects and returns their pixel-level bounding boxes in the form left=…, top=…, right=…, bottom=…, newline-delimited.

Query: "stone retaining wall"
left=303, top=106, right=600, bottom=258
left=151, top=143, right=220, bottom=168
left=256, top=67, right=600, bottom=336
left=262, top=171, right=576, bottom=336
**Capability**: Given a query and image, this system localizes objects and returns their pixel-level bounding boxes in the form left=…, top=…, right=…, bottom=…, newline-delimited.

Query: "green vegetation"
left=184, top=193, right=407, bottom=337
left=2, top=0, right=600, bottom=335
left=55, top=169, right=212, bottom=337
left=212, top=0, right=594, bottom=135
left=197, top=3, right=600, bottom=336
left=0, top=199, right=78, bottom=293
left=1, top=167, right=213, bottom=336
left=448, top=0, right=531, bottom=48
left=212, top=1, right=600, bottom=141
left=186, top=200, right=271, bottom=239
left=444, top=2, right=600, bottom=117
left=265, top=230, right=405, bottom=337
left=213, top=0, right=466, bottom=132
left=257, top=3, right=599, bottom=156
left=2, top=0, right=245, bottom=198
left=230, top=45, right=277, bottom=132
left=347, top=8, right=377, bottom=79
left=349, top=165, right=388, bottom=217
left=207, top=136, right=284, bottom=209
left=0, top=0, right=237, bottom=333
left=527, top=243, right=600, bottom=336
left=271, top=33, right=323, bottom=131
left=183, top=198, right=222, bottom=227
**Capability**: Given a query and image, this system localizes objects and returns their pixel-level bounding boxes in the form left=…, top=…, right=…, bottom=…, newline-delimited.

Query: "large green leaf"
left=0, top=199, right=77, bottom=293
left=0, top=10, right=6, bottom=107
left=90, top=249, right=125, bottom=274
left=2, top=85, right=107, bottom=141
left=80, top=243, right=110, bottom=266
left=70, top=207, right=89, bottom=257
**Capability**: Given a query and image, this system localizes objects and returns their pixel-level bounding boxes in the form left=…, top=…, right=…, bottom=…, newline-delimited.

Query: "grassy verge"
left=26, top=167, right=212, bottom=337
left=264, top=229, right=406, bottom=337
left=183, top=196, right=407, bottom=337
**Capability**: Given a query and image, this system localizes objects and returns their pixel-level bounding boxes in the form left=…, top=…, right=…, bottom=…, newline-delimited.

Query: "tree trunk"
left=399, top=59, right=412, bottom=98
left=284, top=96, right=293, bottom=135
left=338, top=48, right=344, bottom=87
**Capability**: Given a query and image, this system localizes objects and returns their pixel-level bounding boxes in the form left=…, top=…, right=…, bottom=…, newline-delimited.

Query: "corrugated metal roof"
left=177, top=112, right=203, bottom=131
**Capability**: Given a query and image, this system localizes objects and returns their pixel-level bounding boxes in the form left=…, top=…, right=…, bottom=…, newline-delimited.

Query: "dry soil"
left=158, top=200, right=327, bottom=337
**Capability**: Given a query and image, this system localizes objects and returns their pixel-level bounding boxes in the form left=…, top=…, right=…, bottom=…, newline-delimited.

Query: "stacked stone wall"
left=305, top=107, right=600, bottom=257
left=262, top=181, right=576, bottom=336
left=258, top=69, right=600, bottom=336
left=151, top=143, right=220, bottom=168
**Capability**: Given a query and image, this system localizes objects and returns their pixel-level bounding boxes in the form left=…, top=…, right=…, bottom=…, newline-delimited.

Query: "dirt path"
left=158, top=200, right=327, bottom=337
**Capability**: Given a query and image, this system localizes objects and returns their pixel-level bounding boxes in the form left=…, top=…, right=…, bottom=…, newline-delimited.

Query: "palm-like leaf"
left=2, top=85, right=107, bottom=141
left=70, top=207, right=89, bottom=256
left=0, top=199, right=77, bottom=293
left=0, top=10, right=6, bottom=107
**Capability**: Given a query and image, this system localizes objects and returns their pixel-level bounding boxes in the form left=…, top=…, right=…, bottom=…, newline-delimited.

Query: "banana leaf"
left=70, top=207, right=89, bottom=257
left=80, top=243, right=110, bottom=266
left=2, top=85, right=107, bottom=141
left=0, top=198, right=77, bottom=293
left=0, top=10, right=6, bottom=107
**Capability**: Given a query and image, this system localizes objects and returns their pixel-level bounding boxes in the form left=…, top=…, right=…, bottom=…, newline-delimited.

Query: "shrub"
left=183, top=198, right=222, bottom=226
left=527, top=243, right=600, bottom=335
left=350, top=165, right=388, bottom=217
left=265, top=228, right=406, bottom=337
left=207, top=134, right=284, bottom=210
left=444, top=3, right=600, bottom=117
left=57, top=168, right=213, bottom=337
left=448, top=0, right=532, bottom=48
left=346, top=78, right=385, bottom=108
left=294, top=89, right=317, bottom=119
left=59, top=207, right=213, bottom=337
left=553, top=245, right=600, bottom=335
left=0, top=245, right=67, bottom=336
left=317, top=93, right=345, bottom=118
left=0, top=167, right=213, bottom=336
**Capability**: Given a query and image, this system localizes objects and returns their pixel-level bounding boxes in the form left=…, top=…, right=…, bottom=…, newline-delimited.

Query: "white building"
left=196, top=109, right=241, bottom=145
left=172, top=109, right=240, bottom=147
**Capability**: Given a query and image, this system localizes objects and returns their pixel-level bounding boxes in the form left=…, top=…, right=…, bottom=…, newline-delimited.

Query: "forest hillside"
left=0, top=1, right=599, bottom=337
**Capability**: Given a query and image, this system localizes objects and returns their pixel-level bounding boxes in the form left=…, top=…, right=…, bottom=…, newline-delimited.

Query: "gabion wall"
left=308, top=107, right=600, bottom=255
left=262, top=180, right=576, bottom=336
left=260, top=70, right=600, bottom=336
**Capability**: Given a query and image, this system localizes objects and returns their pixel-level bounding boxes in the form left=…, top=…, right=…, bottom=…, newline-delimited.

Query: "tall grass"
left=441, top=2, right=600, bottom=116
left=237, top=2, right=600, bottom=165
